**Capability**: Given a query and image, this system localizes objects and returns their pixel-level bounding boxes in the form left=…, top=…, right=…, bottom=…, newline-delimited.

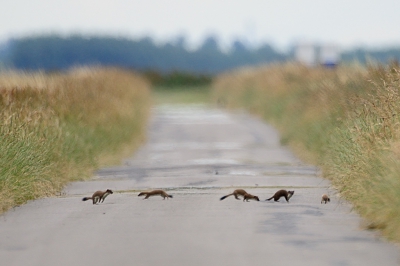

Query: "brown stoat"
left=266, top=190, right=294, bottom=202
left=82, top=189, right=113, bottom=204
left=220, top=189, right=260, bottom=202
left=243, top=193, right=260, bottom=202
left=321, top=194, right=330, bottom=204
left=138, top=190, right=173, bottom=200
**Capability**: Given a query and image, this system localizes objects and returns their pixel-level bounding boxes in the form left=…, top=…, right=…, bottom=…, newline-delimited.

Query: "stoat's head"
left=106, top=189, right=113, bottom=194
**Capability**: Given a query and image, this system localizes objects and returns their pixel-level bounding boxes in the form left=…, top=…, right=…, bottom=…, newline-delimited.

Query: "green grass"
left=152, top=86, right=212, bottom=105
left=0, top=68, right=151, bottom=213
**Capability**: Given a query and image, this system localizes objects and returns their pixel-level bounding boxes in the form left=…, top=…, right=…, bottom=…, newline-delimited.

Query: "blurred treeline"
left=2, top=34, right=400, bottom=74
left=0, top=34, right=285, bottom=74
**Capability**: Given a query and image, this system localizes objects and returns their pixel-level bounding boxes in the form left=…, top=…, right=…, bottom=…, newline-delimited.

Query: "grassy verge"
left=152, top=86, right=212, bottom=105
left=0, top=68, right=151, bottom=213
left=212, top=63, right=400, bottom=241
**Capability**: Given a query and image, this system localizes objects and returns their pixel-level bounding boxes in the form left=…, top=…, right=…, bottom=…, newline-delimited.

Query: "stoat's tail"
left=168, top=195, right=173, bottom=198
left=265, top=197, right=273, bottom=201
left=220, top=193, right=233, bottom=201
left=82, top=197, right=92, bottom=201
left=138, top=192, right=146, bottom=197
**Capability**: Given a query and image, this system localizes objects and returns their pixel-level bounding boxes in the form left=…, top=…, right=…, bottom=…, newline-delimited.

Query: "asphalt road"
left=0, top=104, right=399, bottom=266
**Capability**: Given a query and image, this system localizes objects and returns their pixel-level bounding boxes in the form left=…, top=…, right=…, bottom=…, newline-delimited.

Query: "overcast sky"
left=1, top=0, right=400, bottom=51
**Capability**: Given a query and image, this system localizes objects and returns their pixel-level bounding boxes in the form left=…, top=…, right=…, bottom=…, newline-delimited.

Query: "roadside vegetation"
left=146, top=71, right=213, bottom=105
left=0, top=68, right=151, bottom=213
left=212, top=63, right=400, bottom=242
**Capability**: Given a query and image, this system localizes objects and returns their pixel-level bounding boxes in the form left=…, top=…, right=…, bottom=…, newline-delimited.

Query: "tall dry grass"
left=0, top=68, right=151, bottom=213
left=212, top=63, right=400, bottom=241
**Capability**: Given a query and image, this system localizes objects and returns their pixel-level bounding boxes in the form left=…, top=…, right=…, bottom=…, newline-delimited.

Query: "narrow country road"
left=0, top=104, right=399, bottom=266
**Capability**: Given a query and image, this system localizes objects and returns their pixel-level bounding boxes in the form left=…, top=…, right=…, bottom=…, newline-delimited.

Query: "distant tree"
left=199, top=35, right=220, bottom=52
left=189, top=35, right=229, bottom=73
left=171, top=35, right=187, bottom=49
left=228, top=39, right=253, bottom=68
left=255, top=44, right=286, bottom=63
left=231, top=40, right=248, bottom=53
left=341, top=48, right=400, bottom=65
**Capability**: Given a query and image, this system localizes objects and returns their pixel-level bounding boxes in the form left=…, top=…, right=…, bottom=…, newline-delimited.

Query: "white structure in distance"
left=295, top=43, right=340, bottom=68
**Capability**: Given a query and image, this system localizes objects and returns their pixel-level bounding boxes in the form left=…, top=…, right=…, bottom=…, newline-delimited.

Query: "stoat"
left=82, top=189, right=113, bottom=204
left=266, top=190, right=294, bottom=202
left=138, top=190, right=173, bottom=200
left=220, top=189, right=260, bottom=202
left=321, top=194, right=330, bottom=204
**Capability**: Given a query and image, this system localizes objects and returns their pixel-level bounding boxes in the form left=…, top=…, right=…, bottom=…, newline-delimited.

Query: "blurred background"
left=1, top=0, right=400, bottom=73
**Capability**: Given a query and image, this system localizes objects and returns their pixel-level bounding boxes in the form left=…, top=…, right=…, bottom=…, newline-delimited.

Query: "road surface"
left=0, top=104, right=399, bottom=266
